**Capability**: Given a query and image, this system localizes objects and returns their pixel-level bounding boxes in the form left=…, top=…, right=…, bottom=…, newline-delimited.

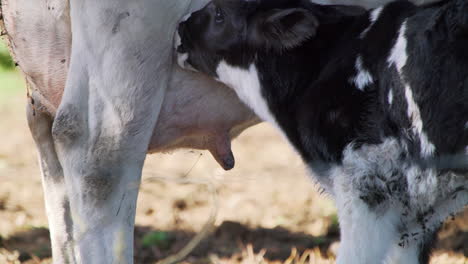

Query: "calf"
left=176, top=0, right=468, bottom=263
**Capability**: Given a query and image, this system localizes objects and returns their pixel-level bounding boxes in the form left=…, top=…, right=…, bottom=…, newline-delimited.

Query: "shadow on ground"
left=0, top=221, right=338, bottom=263
left=135, top=221, right=339, bottom=263
left=1, top=219, right=467, bottom=264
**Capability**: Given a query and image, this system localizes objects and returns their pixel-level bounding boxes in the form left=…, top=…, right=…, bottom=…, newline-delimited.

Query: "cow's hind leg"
left=48, top=1, right=178, bottom=262
left=51, top=89, right=153, bottom=263
left=51, top=94, right=153, bottom=264
left=27, top=96, right=75, bottom=264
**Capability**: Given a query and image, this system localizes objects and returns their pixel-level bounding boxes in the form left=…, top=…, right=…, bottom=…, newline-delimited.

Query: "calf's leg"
left=387, top=232, right=437, bottom=264
left=334, top=175, right=401, bottom=264
left=335, top=199, right=400, bottom=264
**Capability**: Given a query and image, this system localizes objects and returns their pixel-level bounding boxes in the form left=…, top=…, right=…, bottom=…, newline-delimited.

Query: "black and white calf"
left=176, top=0, right=468, bottom=263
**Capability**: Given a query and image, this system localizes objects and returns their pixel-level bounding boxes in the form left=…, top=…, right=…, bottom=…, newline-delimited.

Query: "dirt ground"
left=0, top=89, right=467, bottom=264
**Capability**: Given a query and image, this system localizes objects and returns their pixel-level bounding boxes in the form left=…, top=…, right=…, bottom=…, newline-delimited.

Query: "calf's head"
left=176, top=0, right=319, bottom=76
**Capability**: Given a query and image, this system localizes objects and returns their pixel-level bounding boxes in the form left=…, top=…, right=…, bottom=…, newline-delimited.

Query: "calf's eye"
left=215, top=7, right=224, bottom=23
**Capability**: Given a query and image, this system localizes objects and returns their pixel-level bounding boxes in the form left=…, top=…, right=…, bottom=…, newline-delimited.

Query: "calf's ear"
left=250, top=8, right=319, bottom=51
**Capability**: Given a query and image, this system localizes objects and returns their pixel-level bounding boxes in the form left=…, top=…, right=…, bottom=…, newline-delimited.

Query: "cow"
left=0, top=0, right=259, bottom=263
left=175, top=0, right=468, bottom=263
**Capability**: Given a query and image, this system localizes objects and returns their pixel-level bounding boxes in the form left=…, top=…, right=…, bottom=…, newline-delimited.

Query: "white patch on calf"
left=388, top=21, right=435, bottom=157
left=351, top=56, right=374, bottom=91
left=388, top=22, right=408, bottom=72
left=181, top=12, right=193, bottom=22
left=404, top=84, right=435, bottom=157
left=388, top=89, right=394, bottom=105
left=174, top=30, right=182, bottom=49
left=215, top=61, right=300, bottom=161
left=174, top=32, right=186, bottom=68
left=177, top=52, right=189, bottom=69
left=174, top=31, right=198, bottom=72
left=216, top=61, right=278, bottom=126
left=360, top=7, right=383, bottom=38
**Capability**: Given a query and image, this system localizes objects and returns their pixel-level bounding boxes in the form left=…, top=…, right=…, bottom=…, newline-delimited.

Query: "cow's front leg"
left=27, top=97, right=75, bottom=264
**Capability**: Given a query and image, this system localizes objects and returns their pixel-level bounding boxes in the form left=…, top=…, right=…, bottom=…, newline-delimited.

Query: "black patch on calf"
left=249, top=8, right=319, bottom=51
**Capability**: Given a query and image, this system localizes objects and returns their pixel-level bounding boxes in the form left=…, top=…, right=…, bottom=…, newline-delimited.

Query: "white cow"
left=2, top=0, right=257, bottom=263
left=0, top=0, right=446, bottom=263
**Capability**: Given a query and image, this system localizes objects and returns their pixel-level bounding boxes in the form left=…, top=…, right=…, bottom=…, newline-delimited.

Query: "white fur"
left=4, top=0, right=73, bottom=261
left=31, top=108, right=75, bottom=264
left=216, top=61, right=278, bottom=126
left=387, top=22, right=408, bottom=72
left=352, top=55, right=374, bottom=90
left=174, top=29, right=182, bottom=51
left=386, top=243, right=419, bottom=264
left=181, top=12, right=193, bottom=22
left=388, top=89, right=394, bottom=105
left=332, top=162, right=401, bottom=264
left=51, top=1, right=215, bottom=262
left=214, top=61, right=299, bottom=153
left=388, top=21, right=435, bottom=157
left=333, top=139, right=467, bottom=264
left=174, top=31, right=198, bottom=72
left=404, top=84, right=435, bottom=157
left=360, top=7, right=383, bottom=38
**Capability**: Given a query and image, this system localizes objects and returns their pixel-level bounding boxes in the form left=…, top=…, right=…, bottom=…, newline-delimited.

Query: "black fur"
left=177, top=0, right=468, bottom=262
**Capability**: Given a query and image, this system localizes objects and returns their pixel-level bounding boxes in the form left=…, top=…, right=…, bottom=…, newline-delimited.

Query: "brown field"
left=0, top=69, right=466, bottom=264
